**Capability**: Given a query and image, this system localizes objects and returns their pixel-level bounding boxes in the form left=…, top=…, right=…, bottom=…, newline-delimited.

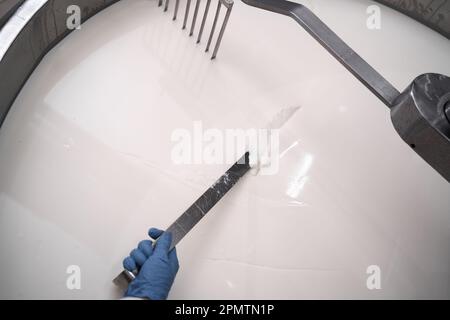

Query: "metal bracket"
left=391, top=74, right=450, bottom=180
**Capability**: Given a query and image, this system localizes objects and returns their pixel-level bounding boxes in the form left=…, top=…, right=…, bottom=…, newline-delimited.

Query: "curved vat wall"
left=0, top=0, right=120, bottom=127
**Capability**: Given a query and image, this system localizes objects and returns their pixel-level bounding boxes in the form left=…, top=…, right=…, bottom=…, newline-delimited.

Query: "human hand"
left=123, top=228, right=179, bottom=300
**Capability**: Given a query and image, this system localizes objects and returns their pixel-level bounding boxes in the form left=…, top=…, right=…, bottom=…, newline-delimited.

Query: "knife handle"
left=113, top=269, right=136, bottom=287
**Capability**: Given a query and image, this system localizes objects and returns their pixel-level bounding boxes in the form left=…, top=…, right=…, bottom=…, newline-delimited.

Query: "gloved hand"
left=123, top=228, right=179, bottom=300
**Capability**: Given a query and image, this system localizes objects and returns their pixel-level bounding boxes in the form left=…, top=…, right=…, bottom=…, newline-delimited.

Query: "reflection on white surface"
left=279, top=140, right=299, bottom=159
left=286, top=153, right=313, bottom=199
left=0, top=0, right=449, bottom=299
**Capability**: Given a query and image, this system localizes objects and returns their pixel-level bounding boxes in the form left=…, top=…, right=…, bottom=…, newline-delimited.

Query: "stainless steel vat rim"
left=0, top=0, right=122, bottom=128
left=0, top=0, right=47, bottom=61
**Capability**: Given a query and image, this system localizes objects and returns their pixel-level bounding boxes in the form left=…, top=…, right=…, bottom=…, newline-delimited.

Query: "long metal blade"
left=167, top=151, right=250, bottom=250
left=113, top=152, right=250, bottom=287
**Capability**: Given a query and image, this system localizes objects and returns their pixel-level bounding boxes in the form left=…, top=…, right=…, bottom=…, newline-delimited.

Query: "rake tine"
left=173, top=0, right=180, bottom=20
left=197, top=0, right=212, bottom=44
left=211, top=0, right=234, bottom=59
left=158, top=0, right=233, bottom=59
left=190, top=0, right=202, bottom=36
left=182, top=0, right=192, bottom=30
left=205, top=0, right=222, bottom=53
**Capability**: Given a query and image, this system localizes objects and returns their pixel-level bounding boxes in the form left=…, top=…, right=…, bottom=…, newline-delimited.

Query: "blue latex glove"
left=123, top=228, right=179, bottom=300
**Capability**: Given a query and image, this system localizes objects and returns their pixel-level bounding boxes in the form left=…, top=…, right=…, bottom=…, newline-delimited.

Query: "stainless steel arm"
left=242, top=0, right=400, bottom=108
